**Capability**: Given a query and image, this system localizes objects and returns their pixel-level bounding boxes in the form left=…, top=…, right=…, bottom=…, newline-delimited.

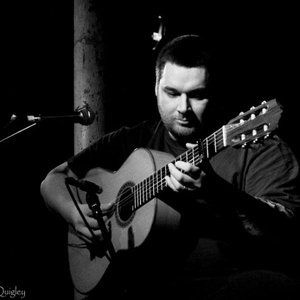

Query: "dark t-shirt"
left=67, top=120, right=300, bottom=291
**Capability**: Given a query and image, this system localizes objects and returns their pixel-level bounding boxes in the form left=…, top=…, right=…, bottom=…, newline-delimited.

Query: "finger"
left=174, top=161, right=199, bottom=174
left=77, top=227, right=104, bottom=242
left=76, top=226, right=95, bottom=241
left=91, top=229, right=104, bottom=239
left=175, top=161, right=201, bottom=180
left=84, top=216, right=99, bottom=229
left=101, top=202, right=115, bottom=216
left=168, top=163, right=186, bottom=182
left=167, top=164, right=188, bottom=192
left=165, top=175, right=180, bottom=192
left=169, top=162, right=195, bottom=186
left=167, top=174, right=193, bottom=192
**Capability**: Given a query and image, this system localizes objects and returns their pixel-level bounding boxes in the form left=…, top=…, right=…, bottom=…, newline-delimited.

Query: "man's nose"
left=177, top=93, right=190, bottom=113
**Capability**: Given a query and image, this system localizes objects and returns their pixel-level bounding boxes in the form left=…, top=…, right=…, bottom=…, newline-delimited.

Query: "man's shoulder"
left=113, top=119, right=161, bottom=139
left=100, top=119, right=161, bottom=149
left=128, top=119, right=161, bottom=133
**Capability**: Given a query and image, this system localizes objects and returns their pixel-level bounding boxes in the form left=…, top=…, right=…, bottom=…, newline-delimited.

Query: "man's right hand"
left=70, top=202, right=114, bottom=242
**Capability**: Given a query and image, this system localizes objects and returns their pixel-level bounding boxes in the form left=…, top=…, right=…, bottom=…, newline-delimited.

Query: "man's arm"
left=40, top=162, right=111, bottom=240
left=40, top=162, right=79, bottom=223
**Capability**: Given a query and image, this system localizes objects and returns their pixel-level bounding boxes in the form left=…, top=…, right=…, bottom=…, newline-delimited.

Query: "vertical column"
left=74, top=0, right=105, bottom=154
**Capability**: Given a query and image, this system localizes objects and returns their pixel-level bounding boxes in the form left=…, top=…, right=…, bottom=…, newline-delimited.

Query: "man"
left=41, top=35, right=300, bottom=299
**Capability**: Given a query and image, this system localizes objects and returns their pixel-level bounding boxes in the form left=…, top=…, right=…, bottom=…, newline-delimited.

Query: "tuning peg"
left=261, top=105, right=268, bottom=114
left=260, top=101, right=268, bottom=114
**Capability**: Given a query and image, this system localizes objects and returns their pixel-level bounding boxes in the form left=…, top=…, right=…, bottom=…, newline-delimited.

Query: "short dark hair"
left=155, top=34, right=213, bottom=84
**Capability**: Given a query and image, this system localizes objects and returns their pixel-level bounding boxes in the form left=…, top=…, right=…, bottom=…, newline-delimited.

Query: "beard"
left=169, top=121, right=197, bottom=139
left=159, top=109, right=202, bottom=143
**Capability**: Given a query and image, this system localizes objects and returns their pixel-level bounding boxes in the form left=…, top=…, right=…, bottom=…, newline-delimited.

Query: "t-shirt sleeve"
left=67, top=121, right=156, bottom=178
left=244, top=136, right=300, bottom=216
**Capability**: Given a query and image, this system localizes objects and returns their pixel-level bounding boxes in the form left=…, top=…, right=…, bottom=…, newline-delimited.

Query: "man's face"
left=156, top=62, right=210, bottom=142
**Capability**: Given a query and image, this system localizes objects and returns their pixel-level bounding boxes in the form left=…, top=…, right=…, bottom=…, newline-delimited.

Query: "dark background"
left=1, top=2, right=299, bottom=299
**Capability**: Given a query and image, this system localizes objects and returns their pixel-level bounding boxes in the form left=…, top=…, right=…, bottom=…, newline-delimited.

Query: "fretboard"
left=131, top=126, right=228, bottom=212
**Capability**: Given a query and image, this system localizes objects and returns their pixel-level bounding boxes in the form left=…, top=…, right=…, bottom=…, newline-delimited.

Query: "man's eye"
left=188, top=91, right=208, bottom=100
left=166, top=91, right=180, bottom=97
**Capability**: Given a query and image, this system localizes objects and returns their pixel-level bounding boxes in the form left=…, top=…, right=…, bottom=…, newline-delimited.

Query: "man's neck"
left=167, top=131, right=198, bottom=147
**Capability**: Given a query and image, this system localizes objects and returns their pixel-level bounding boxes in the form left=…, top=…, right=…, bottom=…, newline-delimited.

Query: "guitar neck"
left=131, top=126, right=228, bottom=211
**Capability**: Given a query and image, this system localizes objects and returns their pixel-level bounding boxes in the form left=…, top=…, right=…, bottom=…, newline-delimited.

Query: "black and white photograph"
left=1, top=1, right=300, bottom=299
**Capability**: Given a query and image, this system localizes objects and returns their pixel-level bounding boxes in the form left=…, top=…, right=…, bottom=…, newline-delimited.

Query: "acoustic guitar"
left=67, top=99, right=282, bottom=295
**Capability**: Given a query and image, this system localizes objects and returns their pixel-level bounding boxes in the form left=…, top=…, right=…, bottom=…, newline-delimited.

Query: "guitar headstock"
left=225, top=99, right=283, bottom=148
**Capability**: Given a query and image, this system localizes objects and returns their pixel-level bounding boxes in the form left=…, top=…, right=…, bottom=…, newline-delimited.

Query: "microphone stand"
left=85, top=190, right=116, bottom=260
left=65, top=177, right=116, bottom=260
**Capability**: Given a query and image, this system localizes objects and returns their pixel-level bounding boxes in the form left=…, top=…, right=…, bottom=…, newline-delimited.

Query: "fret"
left=157, top=169, right=162, bottom=192
left=141, top=180, right=145, bottom=206
left=138, top=182, right=141, bottom=207
left=147, top=176, right=152, bottom=200
left=134, top=185, right=139, bottom=209
left=138, top=182, right=141, bottom=206
left=213, top=132, right=217, bottom=153
left=194, top=144, right=201, bottom=165
left=222, top=125, right=227, bottom=147
left=159, top=167, right=165, bottom=190
left=161, top=165, right=167, bottom=188
left=191, top=147, right=195, bottom=165
left=133, top=186, right=137, bottom=210
left=193, top=147, right=197, bottom=165
left=187, top=148, right=193, bottom=164
left=150, top=174, right=154, bottom=199
left=146, top=176, right=150, bottom=200
left=155, top=172, right=159, bottom=195
left=203, top=138, right=209, bottom=158
left=133, top=185, right=137, bottom=209
left=140, top=181, right=144, bottom=206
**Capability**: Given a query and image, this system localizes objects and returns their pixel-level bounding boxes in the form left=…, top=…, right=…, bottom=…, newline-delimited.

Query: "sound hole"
left=115, top=182, right=135, bottom=227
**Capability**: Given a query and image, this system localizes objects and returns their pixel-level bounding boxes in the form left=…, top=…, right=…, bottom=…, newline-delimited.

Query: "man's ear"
left=155, top=80, right=158, bottom=97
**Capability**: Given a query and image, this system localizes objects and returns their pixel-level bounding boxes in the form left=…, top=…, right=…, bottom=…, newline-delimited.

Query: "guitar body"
left=68, top=148, right=181, bottom=295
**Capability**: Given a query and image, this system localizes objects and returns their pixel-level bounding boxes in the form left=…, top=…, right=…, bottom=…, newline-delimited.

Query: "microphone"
left=26, top=104, right=95, bottom=126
